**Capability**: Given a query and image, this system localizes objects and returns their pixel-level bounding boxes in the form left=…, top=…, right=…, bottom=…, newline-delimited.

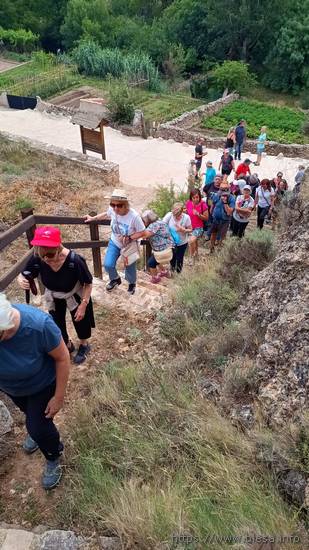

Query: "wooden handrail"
left=0, top=249, right=33, bottom=291
left=0, top=213, right=151, bottom=291
left=0, top=215, right=36, bottom=251
left=34, top=215, right=110, bottom=225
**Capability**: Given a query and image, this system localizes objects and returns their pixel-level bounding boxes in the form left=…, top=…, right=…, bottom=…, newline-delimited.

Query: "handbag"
left=166, top=213, right=183, bottom=246
left=121, top=240, right=140, bottom=267
left=153, top=247, right=173, bottom=264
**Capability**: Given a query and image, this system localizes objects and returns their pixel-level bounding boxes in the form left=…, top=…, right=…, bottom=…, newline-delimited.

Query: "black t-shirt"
left=221, top=154, right=233, bottom=172
left=24, top=251, right=93, bottom=293
left=195, top=144, right=203, bottom=160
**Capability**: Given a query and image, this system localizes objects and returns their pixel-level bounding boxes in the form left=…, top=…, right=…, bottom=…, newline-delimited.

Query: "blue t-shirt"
left=212, top=193, right=235, bottom=222
left=0, top=304, right=61, bottom=396
left=205, top=167, right=216, bottom=185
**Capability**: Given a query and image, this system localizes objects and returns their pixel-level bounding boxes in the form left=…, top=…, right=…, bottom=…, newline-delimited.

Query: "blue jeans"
left=104, top=239, right=137, bottom=284
left=234, top=142, right=243, bottom=160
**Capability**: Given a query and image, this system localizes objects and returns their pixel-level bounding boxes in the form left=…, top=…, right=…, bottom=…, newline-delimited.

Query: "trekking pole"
left=22, top=271, right=38, bottom=304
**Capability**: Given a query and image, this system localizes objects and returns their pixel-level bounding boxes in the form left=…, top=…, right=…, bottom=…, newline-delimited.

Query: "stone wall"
left=164, top=93, right=239, bottom=129
left=0, top=131, right=119, bottom=186
left=156, top=93, right=309, bottom=159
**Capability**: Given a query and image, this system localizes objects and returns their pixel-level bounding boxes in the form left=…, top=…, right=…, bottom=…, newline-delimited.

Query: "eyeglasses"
left=110, top=203, right=125, bottom=209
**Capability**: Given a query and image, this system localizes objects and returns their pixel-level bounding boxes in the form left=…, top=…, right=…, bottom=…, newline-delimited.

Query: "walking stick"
left=22, top=271, right=38, bottom=304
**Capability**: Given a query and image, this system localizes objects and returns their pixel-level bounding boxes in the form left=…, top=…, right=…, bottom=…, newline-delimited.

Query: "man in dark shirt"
left=195, top=137, right=207, bottom=174
left=234, top=120, right=246, bottom=161
left=0, top=293, right=70, bottom=490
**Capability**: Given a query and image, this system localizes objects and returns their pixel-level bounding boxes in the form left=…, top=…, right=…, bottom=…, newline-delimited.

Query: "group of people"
left=0, top=154, right=306, bottom=490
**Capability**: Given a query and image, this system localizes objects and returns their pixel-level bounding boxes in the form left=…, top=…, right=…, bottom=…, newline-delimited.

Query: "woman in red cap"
left=17, top=226, right=94, bottom=364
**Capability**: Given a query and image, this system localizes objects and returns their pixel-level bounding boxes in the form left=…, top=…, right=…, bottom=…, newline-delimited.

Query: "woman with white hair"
left=163, top=203, right=192, bottom=273
left=132, top=210, right=174, bottom=284
left=85, top=189, right=145, bottom=295
left=0, top=293, right=70, bottom=490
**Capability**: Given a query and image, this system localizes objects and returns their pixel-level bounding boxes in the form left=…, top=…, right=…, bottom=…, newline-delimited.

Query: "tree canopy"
left=0, top=0, right=307, bottom=93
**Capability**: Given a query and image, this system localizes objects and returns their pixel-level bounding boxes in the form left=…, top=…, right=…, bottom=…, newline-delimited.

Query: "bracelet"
left=82, top=298, right=88, bottom=305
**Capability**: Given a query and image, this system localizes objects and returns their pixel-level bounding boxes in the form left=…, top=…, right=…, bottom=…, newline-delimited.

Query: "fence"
left=0, top=208, right=151, bottom=292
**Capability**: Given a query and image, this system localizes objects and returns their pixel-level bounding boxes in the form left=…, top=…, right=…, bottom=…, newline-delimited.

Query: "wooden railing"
left=0, top=208, right=150, bottom=292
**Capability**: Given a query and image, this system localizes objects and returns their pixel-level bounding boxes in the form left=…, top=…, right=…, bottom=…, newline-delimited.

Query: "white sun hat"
left=110, top=189, right=128, bottom=201
left=0, top=293, right=15, bottom=330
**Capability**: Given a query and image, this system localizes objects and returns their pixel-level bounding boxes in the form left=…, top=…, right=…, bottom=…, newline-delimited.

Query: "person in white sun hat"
left=0, top=293, right=70, bottom=490
left=84, top=189, right=145, bottom=295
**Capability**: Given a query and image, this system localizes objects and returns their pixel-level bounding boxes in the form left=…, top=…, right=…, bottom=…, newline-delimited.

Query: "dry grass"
left=58, top=360, right=299, bottom=548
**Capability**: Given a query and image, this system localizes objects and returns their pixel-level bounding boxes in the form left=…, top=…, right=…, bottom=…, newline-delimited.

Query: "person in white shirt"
left=231, top=185, right=255, bottom=238
left=85, top=189, right=145, bottom=295
left=254, top=179, right=275, bottom=229
left=163, top=203, right=192, bottom=273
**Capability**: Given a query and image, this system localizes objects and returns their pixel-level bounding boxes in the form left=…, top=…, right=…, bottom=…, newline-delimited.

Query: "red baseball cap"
left=30, top=226, right=62, bottom=247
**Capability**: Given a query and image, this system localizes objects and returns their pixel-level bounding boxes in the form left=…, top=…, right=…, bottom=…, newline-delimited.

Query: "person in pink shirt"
left=186, top=189, right=208, bottom=263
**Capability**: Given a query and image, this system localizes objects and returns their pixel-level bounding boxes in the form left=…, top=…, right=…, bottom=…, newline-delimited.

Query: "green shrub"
left=160, top=267, right=239, bottom=350
left=218, top=230, right=275, bottom=289
left=202, top=99, right=306, bottom=144
left=148, top=183, right=188, bottom=218
left=299, top=90, right=309, bottom=110
left=210, top=61, right=257, bottom=94
left=72, top=40, right=161, bottom=91
left=14, top=196, right=34, bottom=211
left=0, top=27, right=38, bottom=53
left=107, top=81, right=135, bottom=124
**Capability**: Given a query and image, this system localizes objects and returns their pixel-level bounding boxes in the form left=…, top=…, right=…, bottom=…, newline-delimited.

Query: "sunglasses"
left=110, top=203, right=125, bottom=208
left=43, top=251, right=58, bottom=259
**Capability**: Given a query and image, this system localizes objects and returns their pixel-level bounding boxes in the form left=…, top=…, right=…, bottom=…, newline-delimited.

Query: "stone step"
left=0, top=529, right=34, bottom=550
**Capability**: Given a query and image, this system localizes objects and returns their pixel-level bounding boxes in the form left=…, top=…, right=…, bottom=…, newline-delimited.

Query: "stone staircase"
left=91, top=271, right=171, bottom=315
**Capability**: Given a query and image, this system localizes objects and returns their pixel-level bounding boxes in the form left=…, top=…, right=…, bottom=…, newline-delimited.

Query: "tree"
left=211, top=61, right=256, bottom=94
left=263, top=4, right=309, bottom=93
left=61, top=0, right=110, bottom=49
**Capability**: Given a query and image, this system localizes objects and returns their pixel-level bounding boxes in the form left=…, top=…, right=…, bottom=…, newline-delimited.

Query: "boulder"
left=0, top=400, right=13, bottom=436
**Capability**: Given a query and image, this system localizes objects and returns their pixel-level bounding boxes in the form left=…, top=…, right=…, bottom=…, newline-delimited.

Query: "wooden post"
left=143, top=240, right=151, bottom=272
left=20, top=208, right=44, bottom=295
left=80, top=126, right=86, bottom=154
left=99, top=121, right=106, bottom=160
left=20, top=208, right=36, bottom=246
left=89, top=212, right=103, bottom=279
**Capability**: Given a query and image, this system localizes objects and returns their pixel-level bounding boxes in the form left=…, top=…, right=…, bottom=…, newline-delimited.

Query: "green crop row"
left=202, top=100, right=307, bottom=144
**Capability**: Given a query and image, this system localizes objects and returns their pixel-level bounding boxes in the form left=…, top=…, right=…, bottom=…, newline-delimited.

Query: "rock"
left=230, top=405, right=255, bottom=428
left=99, top=536, right=121, bottom=549
left=238, top=168, right=309, bottom=426
left=199, top=377, right=220, bottom=399
left=0, top=401, right=13, bottom=436
left=38, top=530, right=84, bottom=550
left=277, top=152, right=284, bottom=158
left=278, top=470, right=307, bottom=507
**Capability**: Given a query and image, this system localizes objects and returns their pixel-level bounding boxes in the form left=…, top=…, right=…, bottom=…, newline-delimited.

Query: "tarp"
left=7, top=95, right=37, bottom=110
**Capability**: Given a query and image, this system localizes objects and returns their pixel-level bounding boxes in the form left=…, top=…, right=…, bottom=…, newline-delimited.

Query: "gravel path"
left=0, top=107, right=306, bottom=190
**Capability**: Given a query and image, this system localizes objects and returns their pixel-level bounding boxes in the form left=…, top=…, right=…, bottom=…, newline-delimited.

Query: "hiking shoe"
left=151, top=275, right=161, bottom=284
left=42, top=458, right=62, bottom=490
left=67, top=340, right=75, bottom=354
left=73, top=344, right=90, bottom=365
left=127, top=283, right=136, bottom=295
left=159, top=270, right=171, bottom=278
left=23, top=434, right=39, bottom=454
left=106, top=277, right=121, bottom=292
